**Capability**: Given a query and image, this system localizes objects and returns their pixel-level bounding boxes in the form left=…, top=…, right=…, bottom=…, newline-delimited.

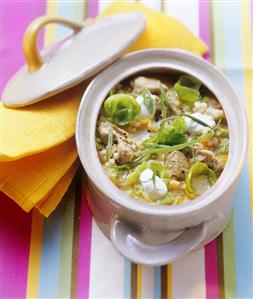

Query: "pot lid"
left=2, top=13, right=146, bottom=107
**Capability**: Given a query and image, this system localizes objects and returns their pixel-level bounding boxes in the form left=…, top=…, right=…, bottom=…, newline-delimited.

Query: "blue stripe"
left=221, top=2, right=253, bottom=298
left=233, top=164, right=253, bottom=297
left=154, top=267, right=161, bottom=298
left=38, top=2, right=78, bottom=297
left=56, top=0, right=77, bottom=39
left=123, top=260, right=131, bottom=299
left=39, top=205, right=63, bottom=298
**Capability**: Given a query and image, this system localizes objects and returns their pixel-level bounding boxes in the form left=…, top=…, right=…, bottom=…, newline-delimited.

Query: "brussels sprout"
left=104, top=94, right=140, bottom=125
left=174, top=75, right=201, bottom=106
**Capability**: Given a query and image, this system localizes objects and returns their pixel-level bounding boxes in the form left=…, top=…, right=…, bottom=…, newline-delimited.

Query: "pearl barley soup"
left=96, top=73, right=229, bottom=205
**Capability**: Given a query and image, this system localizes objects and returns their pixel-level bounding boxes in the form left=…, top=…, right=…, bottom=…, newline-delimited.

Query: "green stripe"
left=212, top=2, right=237, bottom=298
left=212, top=2, right=225, bottom=70
left=58, top=182, right=76, bottom=298
left=84, top=0, right=88, bottom=19
left=54, top=1, right=85, bottom=297
left=222, top=215, right=237, bottom=298
left=74, top=1, right=86, bottom=21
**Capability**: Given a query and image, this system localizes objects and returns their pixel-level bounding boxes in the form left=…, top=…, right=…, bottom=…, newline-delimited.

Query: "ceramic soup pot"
left=76, top=49, right=248, bottom=266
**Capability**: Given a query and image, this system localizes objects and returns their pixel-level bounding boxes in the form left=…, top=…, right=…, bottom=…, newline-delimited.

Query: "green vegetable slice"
left=104, top=94, right=140, bottom=125
left=215, top=127, right=229, bottom=138
left=141, top=89, right=155, bottom=114
left=174, top=75, right=201, bottom=106
left=159, top=84, right=182, bottom=116
left=217, top=139, right=229, bottom=153
left=185, top=161, right=217, bottom=196
left=152, top=116, right=187, bottom=146
left=125, top=160, right=167, bottom=186
left=124, top=163, right=147, bottom=185
left=156, top=193, right=174, bottom=205
left=106, top=124, right=113, bottom=161
left=159, top=84, right=168, bottom=119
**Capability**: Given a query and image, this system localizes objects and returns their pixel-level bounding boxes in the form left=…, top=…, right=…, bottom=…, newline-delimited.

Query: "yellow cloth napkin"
left=0, top=1, right=208, bottom=217
left=101, top=1, right=207, bottom=55
left=0, top=138, right=78, bottom=216
left=1, top=83, right=85, bottom=162
left=35, top=160, right=79, bottom=217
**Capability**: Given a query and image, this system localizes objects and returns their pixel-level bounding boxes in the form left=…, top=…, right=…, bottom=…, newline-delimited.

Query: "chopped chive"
left=106, top=124, right=113, bottom=161
left=184, top=113, right=212, bottom=129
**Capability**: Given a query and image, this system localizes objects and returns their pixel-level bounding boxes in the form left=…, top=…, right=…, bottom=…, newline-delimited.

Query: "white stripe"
left=172, top=248, right=206, bottom=299
left=166, top=0, right=199, bottom=36
left=98, top=0, right=113, bottom=13
left=98, top=0, right=136, bottom=14
left=56, top=1, right=76, bottom=39
left=89, top=220, right=125, bottom=299
left=141, top=266, right=154, bottom=299
left=140, top=0, right=162, bottom=12
left=164, top=4, right=206, bottom=297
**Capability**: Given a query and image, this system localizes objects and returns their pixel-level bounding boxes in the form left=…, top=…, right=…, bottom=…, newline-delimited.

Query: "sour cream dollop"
left=139, top=168, right=167, bottom=200
left=136, top=95, right=156, bottom=120
left=185, top=112, right=216, bottom=135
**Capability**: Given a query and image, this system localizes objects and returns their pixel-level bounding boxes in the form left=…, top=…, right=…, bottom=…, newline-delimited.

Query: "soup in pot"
left=96, top=73, right=229, bottom=205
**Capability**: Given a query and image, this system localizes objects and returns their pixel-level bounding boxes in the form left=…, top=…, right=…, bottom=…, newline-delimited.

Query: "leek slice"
left=174, top=75, right=201, bottom=106
left=185, top=161, right=217, bottom=197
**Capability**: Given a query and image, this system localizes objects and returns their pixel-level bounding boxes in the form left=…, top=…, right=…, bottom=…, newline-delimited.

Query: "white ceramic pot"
left=76, top=49, right=248, bottom=266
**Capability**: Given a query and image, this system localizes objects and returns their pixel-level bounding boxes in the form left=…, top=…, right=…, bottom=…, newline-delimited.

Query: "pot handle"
left=110, top=218, right=210, bottom=266
left=23, top=16, right=94, bottom=72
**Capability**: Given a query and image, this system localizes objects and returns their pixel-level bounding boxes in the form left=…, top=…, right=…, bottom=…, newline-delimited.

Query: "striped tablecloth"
left=0, top=1, right=252, bottom=298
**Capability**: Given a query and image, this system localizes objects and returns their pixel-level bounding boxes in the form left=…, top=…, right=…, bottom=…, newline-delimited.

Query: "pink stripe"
left=87, top=0, right=99, bottom=18
left=0, top=193, right=32, bottom=298
left=76, top=185, right=92, bottom=299
left=199, top=1, right=219, bottom=299
left=199, top=0, right=211, bottom=60
left=1, top=2, right=45, bottom=93
left=0, top=2, right=46, bottom=298
left=75, top=4, right=98, bottom=297
left=204, top=241, right=219, bottom=299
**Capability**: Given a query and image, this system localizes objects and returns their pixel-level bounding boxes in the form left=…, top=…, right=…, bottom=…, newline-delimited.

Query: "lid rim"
left=2, top=13, right=146, bottom=107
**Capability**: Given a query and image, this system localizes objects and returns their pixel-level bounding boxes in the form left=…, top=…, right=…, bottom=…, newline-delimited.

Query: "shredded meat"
left=114, top=140, right=137, bottom=164
left=131, top=76, right=161, bottom=94
left=97, top=122, right=111, bottom=144
left=97, top=122, right=138, bottom=164
left=165, top=151, right=189, bottom=180
left=195, top=148, right=223, bottom=174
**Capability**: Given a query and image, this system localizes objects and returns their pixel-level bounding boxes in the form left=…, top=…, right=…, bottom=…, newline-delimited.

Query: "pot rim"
left=76, top=48, right=248, bottom=216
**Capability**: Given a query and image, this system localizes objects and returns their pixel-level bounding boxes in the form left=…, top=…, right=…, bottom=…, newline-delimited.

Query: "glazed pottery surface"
left=76, top=49, right=248, bottom=266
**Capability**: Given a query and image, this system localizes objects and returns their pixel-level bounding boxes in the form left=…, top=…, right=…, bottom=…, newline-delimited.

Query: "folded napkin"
left=0, top=1, right=207, bottom=217
left=0, top=138, right=78, bottom=216
left=101, top=1, right=207, bottom=55
left=1, top=83, right=85, bottom=161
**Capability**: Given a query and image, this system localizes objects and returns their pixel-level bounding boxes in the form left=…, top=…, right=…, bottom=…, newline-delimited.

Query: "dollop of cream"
left=136, top=95, right=156, bottom=120
left=185, top=112, right=216, bottom=135
left=139, top=168, right=167, bottom=200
